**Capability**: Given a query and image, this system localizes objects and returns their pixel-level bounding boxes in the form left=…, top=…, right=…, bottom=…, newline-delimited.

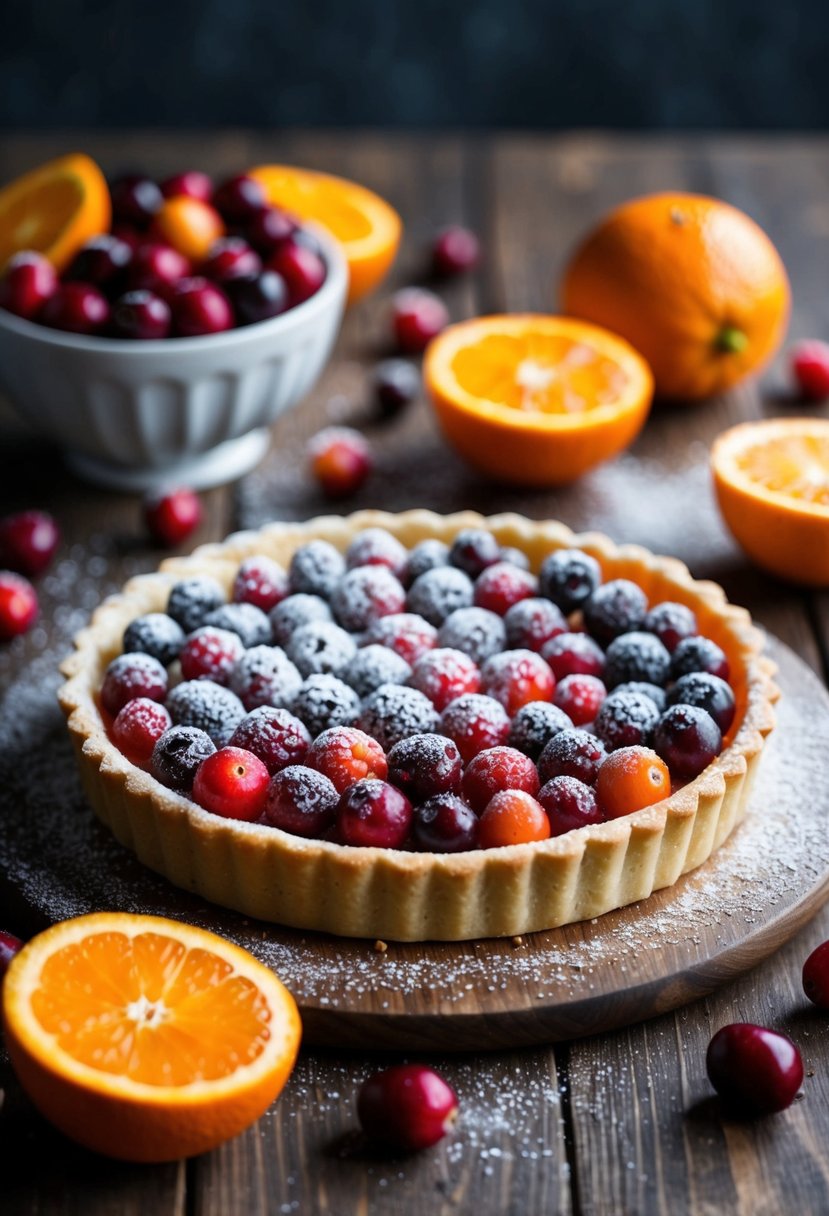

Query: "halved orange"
left=0, top=154, right=111, bottom=273
left=424, top=314, right=653, bottom=486
left=249, top=164, right=401, bottom=303
left=2, top=913, right=301, bottom=1162
left=712, top=417, right=829, bottom=585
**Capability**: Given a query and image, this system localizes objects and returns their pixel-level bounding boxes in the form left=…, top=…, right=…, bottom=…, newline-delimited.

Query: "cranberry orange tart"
left=59, top=512, right=777, bottom=941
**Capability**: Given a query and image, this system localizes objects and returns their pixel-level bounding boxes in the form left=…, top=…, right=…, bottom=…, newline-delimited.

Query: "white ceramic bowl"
left=0, top=227, right=348, bottom=490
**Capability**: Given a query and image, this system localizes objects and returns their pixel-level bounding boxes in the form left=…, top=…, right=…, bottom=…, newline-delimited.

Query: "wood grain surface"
left=2, top=131, right=829, bottom=1215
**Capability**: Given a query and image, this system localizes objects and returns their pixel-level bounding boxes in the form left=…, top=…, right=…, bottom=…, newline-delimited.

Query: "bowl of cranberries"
left=0, top=170, right=347, bottom=490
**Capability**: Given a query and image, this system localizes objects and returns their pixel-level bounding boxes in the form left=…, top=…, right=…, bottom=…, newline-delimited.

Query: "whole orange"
left=561, top=193, right=790, bottom=401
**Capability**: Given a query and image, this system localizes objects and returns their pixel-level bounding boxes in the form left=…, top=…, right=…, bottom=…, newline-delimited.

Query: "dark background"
left=1, top=0, right=825, bottom=129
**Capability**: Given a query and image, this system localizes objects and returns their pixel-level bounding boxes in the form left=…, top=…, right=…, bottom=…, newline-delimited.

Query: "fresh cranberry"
left=541, top=631, right=605, bottom=681
left=101, top=652, right=168, bottom=717
left=40, top=283, right=110, bottom=335
left=449, top=528, right=502, bottom=578
left=358, top=684, right=439, bottom=751
left=247, top=207, right=298, bottom=256
left=584, top=579, right=648, bottom=646
left=538, top=775, right=604, bottom=835
left=671, top=636, right=730, bottom=682
left=474, top=562, right=538, bottom=617
left=478, top=789, right=550, bottom=847
left=653, top=704, right=722, bottom=778
left=230, top=645, right=301, bottom=711
left=667, top=673, right=736, bottom=734
left=604, top=632, right=671, bottom=689
left=151, top=725, right=216, bottom=791
left=706, top=1024, right=803, bottom=1115
left=111, top=290, right=171, bottom=340
left=229, top=706, right=311, bottom=774
left=160, top=170, right=213, bottom=203
left=143, top=486, right=202, bottom=546
left=387, top=733, right=463, bottom=801
left=643, top=601, right=698, bottom=653
left=170, top=277, right=233, bottom=337
left=65, top=235, right=132, bottom=288
left=268, top=239, right=326, bottom=304
left=438, top=606, right=505, bottom=665
left=202, top=236, right=262, bottom=283
left=505, top=597, right=568, bottom=651
left=228, top=270, right=289, bottom=324
left=111, top=697, right=173, bottom=766
left=803, top=940, right=829, bottom=1009
left=337, top=778, right=412, bottom=848
left=392, top=288, right=449, bottom=353
left=358, top=1064, right=458, bottom=1150
left=309, top=427, right=373, bottom=498
left=192, top=746, right=270, bottom=820
left=262, top=765, right=339, bottom=836
left=213, top=174, right=267, bottom=223
left=307, top=726, right=388, bottom=793
left=179, top=625, right=244, bottom=684
left=233, top=556, right=289, bottom=612
left=366, top=613, right=438, bottom=664
left=791, top=339, right=829, bottom=400
left=0, top=929, right=23, bottom=977
left=413, top=793, right=479, bottom=852
left=432, top=225, right=480, bottom=276
left=409, top=647, right=481, bottom=711
left=462, top=745, right=540, bottom=813
left=372, top=358, right=420, bottom=417
left=594, top=691, right=660, bottom=752
left=539, top=548, right=602, bottom=614
left=346, top=528, right=408, bottom=578
left=439, top=693, right=511, bottom=764
left=508, top=701, right=572, bottom=760
left=537, top=728, right=607, bottom=786
left=0, top=571, right=38, bottom=638
left=0, top=251, right=58, bottom=319
left=128, top=243, right=191, bottom=294
left=331, top=565, right=406, bottom=632
left=407, top=567, right=474, bottom=627
left=110, top=174, right=163, bottom=227
left=0, top=510, right=59, bottom=576
left=480, top=649, right=554, bottom=715
left=554, top=673, right=606, bottom=725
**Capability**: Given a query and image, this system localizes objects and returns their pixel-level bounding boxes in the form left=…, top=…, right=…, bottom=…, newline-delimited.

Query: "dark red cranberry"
left=343, top=644, right=412, bottom=698
left=413, top=793, right=479, bottom=853
left=307, top=726, right=388, bottom=794
left=230, top=645, right=301, bottom=711
left=167, top=575, right=226, bottom=634
left=508, top=701, right=572, bottom=760
left=337, top=778, right=412, bottom=848
left=643, top=601, right=698, bottom=653
left=449, top=528, right=502, bottom=578
left=269, top=594, right=333, bottom=648
left=180, top=625, right=245, bottom=684
left=170, top=277, right=233, bottom=337
left=541, top=631, right=605, bottom=681
left=439, top=693, right=511, bottom=764
left=409, top=647, right=480, bottom=711
left=201, top=237, right=262, bottom=283
left=268, top=239, right=326, bottom=304
left=480, top=649, right=554, bottom=715
left=247, top=207, right=298, bottom=255
left=604, top=631, right=671, bottom=689
left=65, top=235, right=132, bottom=288
left=229, top=705, right=311, bottom=774
left=584, top=579, right=648, bottom=646
left=346, top=528, right=408, bottom=578
left=213, top=174, right=267, bottom=223
left=504, top=597, right=568, bottom=652
left=309, top=427, right=373, bottom=499
left=123, top=612, right=185, bottom=665
left=262, top=764, right=340, bottom=836
left=653, top=704, right=722, bottom=778
left=228, top=270, right=289, bottom=324
left=462, top=745, right=540, bottom=813
left=539, top=548, right=602, bottom=614
left=128, top=242, right=191, bottom=293
left=432, top=225, right=480, bottom=276
left=671, top=636, right=730, bottom=682
left=233, top=556, right=289, bottom=613
left=387, top=733, right=463, bottom=801
left=110, top=174, right=163, bottom=228
left=160, top=170, right=213, bottom=202
left=554, top=673, right=606, bottom=726
left=0, top=930, right=23, bottom=977
left=358, top=684, right=439, bottom=751
left=292, top=674, right=360, bottom=736
left=286, top=620, right=356, bottom=678
left=372, top=358, right=420, bottom=417
left=438, top=606, right=505, bottom=665
left=594, top=691, right=660, bottom=752
left=366, top=613, right=438, bottom=665
left=143, top=486, right=202, bottom=546
left=111, top=697, right=173, bottom=766
left=667, top=673, right=736, bottom=734
left=192, top=746, right=270, bottom=821
left=538, top=775, right=604, bottom=835
left=101, top=652, right=168, bottom=717
left=0, top=510, right=59, bottom=576
left=331, top=565, right=406, bottom=632
left=0, top=572, right=37, bottom=638
left=473, top=562, right=538, bottom=617
left=289, top=539, right=346, bottom=597
left=151, top=725, right=216, bottom=791
left=40, top=283, right=110, bottom=335
left=407, top=567, right=474, bottom=627
left=609, top=682, right=666, bottom=713
left=538, top=728, right=607, bottom=786
left=706, top=1024, right=803, bottom=1115
left=803, top=940, right=829, bottom=1009
left=166, top=679, right=245, bottom=746
left=0, top=251, right=58, bottom=319
left=392, top=288, right=449, bottom=353
left=358, top=1064, right=458, bottom=1150
left=112, top=290, right=171, bottom=340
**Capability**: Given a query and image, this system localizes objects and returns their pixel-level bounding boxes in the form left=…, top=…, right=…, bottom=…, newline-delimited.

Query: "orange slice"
left=0, top=154, right=111, bottom=273
left=2, top=913, right=301, bottom=1162
left=712, top=417, right=829, bottom=585
left=424, top=314, right=653, bottom=486
left=249, top=164, right=401, bottom=303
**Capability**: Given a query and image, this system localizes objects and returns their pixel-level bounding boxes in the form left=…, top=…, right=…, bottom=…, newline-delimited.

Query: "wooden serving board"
left=2, top=635, right=828, bottom=1051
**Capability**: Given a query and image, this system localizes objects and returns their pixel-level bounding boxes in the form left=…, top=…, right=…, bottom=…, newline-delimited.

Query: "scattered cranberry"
left=262, top=764, right=340, bottom=836
left=462, top=745, right=540, bottom=813
left=160, top=170, right=213, bottom=203
left=308, top=726, right=388, bottom=793
left=554, top=673, right=606, bottom=725
left=128, top=243, right=191, bottom=294
left=180, top=625, right=245, bottom=684
left=151, top=725, right=216, bottom=792
left=706, top=1024, right=803, bottom=1115
left=791, top=340, right=829, bottom=400
left=584, top=579, right=648, bottom=646
left=538, top=775, right=604, bottom=835
left=480, top=649, right=554, bottom=715
left=474, top=562, right=538, bottom=617
left=0, top=929, right=23, bottom=977
left=358, top=1064, right=458, bottom=1151
left=366, top=613, right=438, bottom=664
left=337, top=778, right=413, bottom=848
left=413, top=793, right=479, bottom=853
left=201, top=236, right=262, bottom=283
left=653, top=704, right=722, bottom=778
left=505, top=597, right=568, bottom=652
left=213, top=173, right=267, bottom=223
left=100, top=652, right=168, bottom=717
left=409, top=647, right=481, bottom=710
left=0, top=251, right=58, bottom=319
left=169, top=277, right=233, bottom=337
left=643, top=601, right=698, bottom=653
left=110, top=174, right=163, bottom=227
left=0, top=572, right=38, bottom=638
left=0, top=510, right=59, bottom=576
left=439, top=693, right=511, bottom=763
left=539, top=548, right=602, bottom=614
left=309, top=427, right=372, bottom=498
left=432, top=226, right=480, bottom=276
left=232, top=555, right=289, bottom=612
left=671, top=636, right=730, bottom=682
left=40, top=282, right=110, bottom=335
left=803, top=940, right=829, bottom=1009
left=541, top=632, right=605, bottom=681
left=229, top=706, right=311, bottom=775
left=192, top=746, right=270, bottom=821
left=268, top=239, right=326, bottom=304
left=143, top=486, right=202, bottom=546
left=112, top=290, right=172, bottom=340
left=449, top=528, right=502, bottom=578
left=537, top=728, right=607, bottom=786
left=372, top=358, right=420, bottom=417
left=111, top=697, right=173, bottom=766
left=387, top=733, right=463, bottom=801
left=247, top=207, right=298, bottom=256
left=65, top=235, right=132, bottom=288
left=392, top=288, right=449, bottom=354
left=667, top=673, right=736, bottom=734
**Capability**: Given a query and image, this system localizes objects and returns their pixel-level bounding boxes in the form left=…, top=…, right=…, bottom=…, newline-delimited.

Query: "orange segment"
left=424, top=314, right=653, bottom=486
left=2, top=913, right=301, bottom=1162
left=0, top=154, right=111, bottom=272
left=249, top=164, right=401, bottom=303
left=712, top=418, right=829, bottom=586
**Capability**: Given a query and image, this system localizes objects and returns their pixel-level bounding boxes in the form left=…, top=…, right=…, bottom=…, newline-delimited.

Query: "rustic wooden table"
left=2, top=131, right=829, bottom=1216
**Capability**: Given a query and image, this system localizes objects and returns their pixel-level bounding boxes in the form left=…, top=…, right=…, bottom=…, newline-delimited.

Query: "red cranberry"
left=440, top=693, right=511, bottom=764
left=462, top=745, right=540, bottom=813
left=229, top=706, right=311, bottom=775
left=213, top=174, right=267, bottom=223
left=0, top=572, right=38, bottom=638
left=594, top=691, right=659, bottom=752
left=791, top=340, right=829, bottom=400
left=432, top=226, right=480, bottom=276
left=262, top=764, right=340, bottom=836
left=331, top=565, right=406, bottom=632
left=413, top=793, right=479, bottom=852
left=268, top=239, right=326, bottom=304
left=308, top=726, right=388, bottom=794
left=358, top=1064, right=458, bottom=1150
left=706, top=1024, right=803, bottom=1115
left=232, top=556, right=289, bottom=612
left=337, top=779, right=412, bottom=848
left=143, top=486, right=202, bottom=546
left=247, top=207, right=298, bottom=255
left=366, top=613, right=438, bottom=665
left=170, top=277, right=233, bottom=337
left=538, top=728, right=607, bottom=786
left=128, top=243, right=191, bottom=294
left=110, top=174, right=163, bottom=227
left=0, top=929, right=23, bottom=977
left=228, top=270, right=289, bottom=325
left=667, top=673, right=736, bottom=734
left=480, top=649, right=555, bottom=715
left=160, top=170, right=213, bottom=203
left=653, top=704, right=722, bottom=778
left=112, top=697, right=173, bottom=766
left=505, top=597, right=568, bottom=652
left=372, top=358, right=420, bottom=417
left=387, top=733, right=463, bottom=801
left=392, top=288, right=449, bottom=353
left=0, top=251, right=58, bottom=319
left=65, top=235, right=132, bottom=288
left=644, top=601, right=698, bottom=653
left=101, top=652, right=168, bottom=717
left=346, top=528, right=408, bottom=578
left=538, top=775, right=603, bottom=835
left=803, top=940, right=829, bottom=1009
left=0, top=510, right=59, bottom=576
left=192, top=746, right=270, bottom=821
left=112, top=290, right=171, bottom=340
left=554, top=674, right=607, bottom=726
left=202, top=236, right=262, bottom=283
left=474, top=562, right=538, bottom=617
left=409, top=647, right=480, bottom=710
left=40, top=283, right=110, bottom=335
left=542, top=632, right=605, bottom=681
left=180, top=625, right=245, bottom=684
left=309, top=427, right=372, bottom=498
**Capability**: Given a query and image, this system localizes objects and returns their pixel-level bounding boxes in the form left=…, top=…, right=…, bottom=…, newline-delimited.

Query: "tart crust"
left=59, top=511, right=778, bottom=942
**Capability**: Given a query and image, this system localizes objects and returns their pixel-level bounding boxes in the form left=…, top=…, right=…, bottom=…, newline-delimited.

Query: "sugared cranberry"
left=343, top=644, right=412, bottom=698
left=387, top=733, right=463, bottom=801
left=65, top=235, right=132, bottom=288
left=706, top=1024, right=803, bottom=1115
left=167, top=575, right=226, bottom=633
left=112, top=697, right=173, bottom=766
left=110, top=174, right=163, bottom=227
left=289, top=539, right=346, bottom=598
left=537, top=728, right=607, bottom=786
left=160, top=170, right=213, bottom=203
left=554, top=673, right=606, bottom=726
left=101, top=652, right=167, bottom=717
left=791, top=339, right=829, bottom=400
left=192, top=746, right=270, bottom=821
left=151, top=725, right=216, bottom=792
left=247, top=206, right=298, bottom=256
left=584, top=579, right=648, bottom=646
left=40, top=283, right=110, bottom=335
left=0, top=251, right=58, bottom=319
left=508, top=701, right=572, bottom=760
left=228, top=270, right=289, bottom=325
left=432, top=226, right=480, bottom=276
left=413, top=793, right=478, bottom=852
left=480, top=649, right=554, bottom=715
left=230, top=645, right=301, bottom=711
left=499, top=546, right=531, bottom=570
left=366, top=612, right=438, bottom=664
left=643, top=601, right=698, bottom=653
left=0, top=510, right=59, bottom=576
left=286, top=620, right=357, bottom=678
left=372, top=358, right=420, bottom=417
left=407, top=566, right=474, bottom=627
left=337, top=779, right=413, bottom=848
left=539, top=548, right=602, bottom=614
left=803, top=940, right=829, bottom=1009
left=667, top=673, right=736, bottom=734
left=213, top=173, right=267, bottom=223
left=346, top=528, right=408, bottom=578
left=331, top=565, right=406, bottom=632
left=474, top=562, right=538, bottom=617
left=292, top=674, right=360, bottom=736
left=309, top=427, right=373, bottom=498
left=229, top=705, right=311, bottom=774
left=358, top=1064, right=458, bottom=1150
left=233, top=555, right=289, bottom=612
left=404, top=539, right=450, bottom=586
left=438, top=606, right=505, bottom=665
left=201, top=236, right=262, bottom=283
left=538, top=775, right=603, bottom=835
left=0, top=930, right=23, bottom=977
left=609, top=682, right=666, bottom=713
left=210, top=600, right=281, bottom=650
left=478, top=789, right=550, bottom=848
left=112, top=290, right=171, bottom=340
left=449, top=528, right=502, bottom=578
left=308, top=726, right=388, bottom=794
left=128, top=243, right=190, bottom=294
left=268, top=239, right=326, bottom=304
left=653, top=704, right=722, bottom=778
left=270, top=593, right=333, bottom=648
left=439, top=693, right=511, bottom=764
left=179, top=625, right=244, bottom=684
left=359, top=684, right=439, bottom=751
left=170, top=277, right=233, bottom=337
left=505, top=597, right=568, bottom=652
left=671, top=636, right=730, bottom=682
left=262, top=764, right=340, bottom=836
left=462, top=745, right=540, bottom=813
left=594, top=691, right=659, bottom=752
left=123, top=613, right=185, bottom=665
left=409, top=647, right=480, bottom=711
left=541, top=631, right=605, bottom=681
left=166, top=679, right=245, bottom=746
left=143, top=486, right=202, bottom=546
left=604, top=631, right=671, bottom=689
left=392, top=288, right=449, bottom=353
